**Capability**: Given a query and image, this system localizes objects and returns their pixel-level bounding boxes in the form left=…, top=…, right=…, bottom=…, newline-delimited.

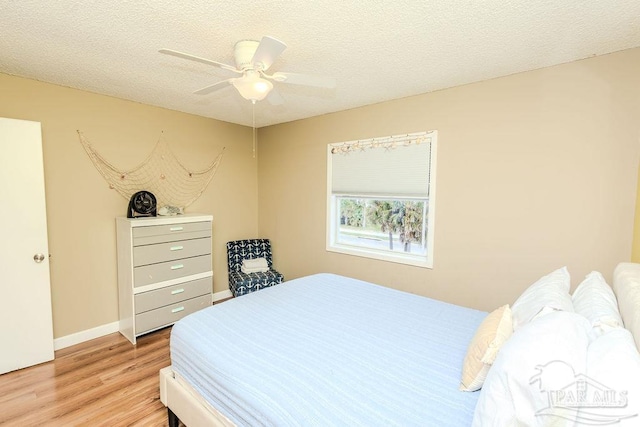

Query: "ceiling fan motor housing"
left=234, top=40, right=260, bottom=70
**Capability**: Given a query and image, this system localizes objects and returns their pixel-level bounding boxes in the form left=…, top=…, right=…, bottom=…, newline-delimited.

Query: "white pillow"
left=583, top=328, right=640, bottom=426
left=459, top=305, right=513, bottom=392
left=472, top=311, right=591, bottom=427
left=511, top=266, right=573, bottom=330
left=572, top=271, right=623, bottom=336
left=613, top=262, right=640, bottom=352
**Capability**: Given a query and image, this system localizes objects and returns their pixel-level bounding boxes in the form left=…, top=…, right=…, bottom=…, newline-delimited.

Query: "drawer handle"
left=171, top=306, right=185, bottom=313
left=170, top=264, right=184, bottom=270
left=171, top=288, right=185, bottom=295
left=169, top=226, right=184, bottom=231
left=170, top=245, right=184, bottom=251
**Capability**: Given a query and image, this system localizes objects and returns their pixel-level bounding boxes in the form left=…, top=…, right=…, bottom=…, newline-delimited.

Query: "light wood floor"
left=0, top=326, right=175, bottom=426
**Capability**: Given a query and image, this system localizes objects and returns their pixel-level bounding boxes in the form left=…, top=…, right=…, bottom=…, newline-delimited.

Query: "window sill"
left=326, top=244, right=433, bottom=269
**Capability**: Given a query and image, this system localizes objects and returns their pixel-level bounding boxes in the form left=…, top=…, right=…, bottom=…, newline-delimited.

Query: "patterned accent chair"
left=227, top=239, right=284, bottom=297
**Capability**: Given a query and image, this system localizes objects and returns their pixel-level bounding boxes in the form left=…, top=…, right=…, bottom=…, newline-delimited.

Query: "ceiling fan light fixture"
left=232, top=72, right=273, bottom=102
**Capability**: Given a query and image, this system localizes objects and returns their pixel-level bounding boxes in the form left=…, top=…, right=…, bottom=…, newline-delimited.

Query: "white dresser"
left=116, top=214, right=213, bottom=344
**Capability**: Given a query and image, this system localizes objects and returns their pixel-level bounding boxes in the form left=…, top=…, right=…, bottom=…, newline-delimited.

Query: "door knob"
left=33, top=253, right=45, bottom=263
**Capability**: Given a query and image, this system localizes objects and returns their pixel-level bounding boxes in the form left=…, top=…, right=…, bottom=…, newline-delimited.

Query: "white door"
left=0, top=118, right=54, bottom=374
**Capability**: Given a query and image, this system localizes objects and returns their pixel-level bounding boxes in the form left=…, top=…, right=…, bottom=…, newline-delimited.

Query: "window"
left=326, top=131, right=437, bottom=268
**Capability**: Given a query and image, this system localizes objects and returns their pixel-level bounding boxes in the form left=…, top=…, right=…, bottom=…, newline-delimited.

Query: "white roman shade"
left=330, top=132, right=432, bottom=197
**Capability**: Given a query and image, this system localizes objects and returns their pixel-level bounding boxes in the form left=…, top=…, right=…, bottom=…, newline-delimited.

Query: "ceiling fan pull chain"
left=252, top=102, right=256, bottom=159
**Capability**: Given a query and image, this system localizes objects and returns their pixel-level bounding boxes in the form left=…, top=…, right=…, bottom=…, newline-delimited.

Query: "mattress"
left=170, top=273, right=487, bottom=426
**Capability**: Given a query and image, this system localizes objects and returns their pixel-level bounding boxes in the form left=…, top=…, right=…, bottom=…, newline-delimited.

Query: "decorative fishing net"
left=78, top=131, right=224, bottom=209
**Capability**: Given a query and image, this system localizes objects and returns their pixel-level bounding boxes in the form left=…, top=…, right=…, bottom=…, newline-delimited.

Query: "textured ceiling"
left=2, top=1, right=640, bottom=128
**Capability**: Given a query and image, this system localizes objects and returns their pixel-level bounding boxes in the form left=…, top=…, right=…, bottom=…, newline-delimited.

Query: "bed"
left=160, top=266, right=640, bottom=426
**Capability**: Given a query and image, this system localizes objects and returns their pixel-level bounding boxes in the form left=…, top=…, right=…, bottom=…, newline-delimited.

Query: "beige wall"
left=632, top=165, right=640, bottom=262
left=258, top=48, right=640, bottom=311
left=2, top=47, right=639, bottom=338
left=0, top=73, right=258, bottom=338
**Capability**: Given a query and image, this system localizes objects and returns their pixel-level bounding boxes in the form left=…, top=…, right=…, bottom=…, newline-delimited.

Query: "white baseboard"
left=54, top=321, right=120, bottom=351
left=213, top=289, right=232, bottom=302
left=54, top=291, right=231, bottom=351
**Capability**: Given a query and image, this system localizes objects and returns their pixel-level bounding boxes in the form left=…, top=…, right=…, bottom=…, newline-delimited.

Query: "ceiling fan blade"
left=193, top=79, right=234, bottom=95
left=270, top=72, right=336, bottom=89
left=267, top=88, right=284, bottom=106
left=159, top=49, right=241, bottom=74
left=251, top=36, right=287, bottom=71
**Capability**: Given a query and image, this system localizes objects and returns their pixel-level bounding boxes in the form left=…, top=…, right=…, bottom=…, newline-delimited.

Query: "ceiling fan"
left=159, top=36, right=336, bottom=104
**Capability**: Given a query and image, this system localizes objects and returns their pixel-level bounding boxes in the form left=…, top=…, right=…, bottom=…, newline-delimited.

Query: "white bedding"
left=614, top=263, right=640, bottom=351
left=170, top=273, right=487, bottom=426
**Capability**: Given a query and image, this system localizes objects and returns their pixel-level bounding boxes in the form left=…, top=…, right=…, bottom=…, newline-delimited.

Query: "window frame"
left=326, top=132, right=437, bottom=268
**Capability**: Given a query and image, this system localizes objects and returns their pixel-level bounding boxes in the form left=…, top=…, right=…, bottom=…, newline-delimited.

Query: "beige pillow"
left=460, top=304, right=513, bottom=392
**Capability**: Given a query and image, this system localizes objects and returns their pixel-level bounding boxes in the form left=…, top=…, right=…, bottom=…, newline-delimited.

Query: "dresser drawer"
left=133, top=221, right=211, bottom=246
left=134, top=277, right=211, bottom=314
left=133, top=237, right=211, bottom=267
left=135, top=294, right=211, bottom=335
left=134, top=254, right=211, bottom=287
